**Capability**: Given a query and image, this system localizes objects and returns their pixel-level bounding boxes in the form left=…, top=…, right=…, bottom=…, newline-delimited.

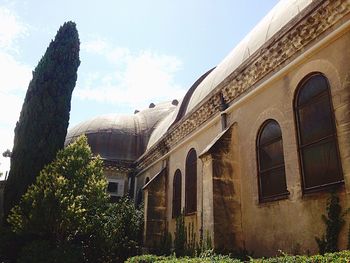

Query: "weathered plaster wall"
left=144, top=169, right=167, bottom=248
left=135, top=161, right=165, bottom=201
left=211, top=124, right=243, bottom=252
left=139, top=11, right=350, bottom=256
left=166, top=119, right=223, bottom=244
left=225, top=28, right=350, bottom=256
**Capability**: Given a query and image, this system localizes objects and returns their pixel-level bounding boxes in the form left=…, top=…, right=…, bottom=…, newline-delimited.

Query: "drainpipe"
left=200, top=158, right=204, bottom=247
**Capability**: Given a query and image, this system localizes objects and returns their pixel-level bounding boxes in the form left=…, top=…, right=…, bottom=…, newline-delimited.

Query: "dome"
left=146, top=67, right=214, bottom=151
left=185, top=0, right=312, bottom=115
left=65, top=101, right=176, bottom=161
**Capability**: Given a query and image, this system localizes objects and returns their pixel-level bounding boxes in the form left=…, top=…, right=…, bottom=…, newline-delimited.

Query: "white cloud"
left=0, top=6, right=27, bottom=52
left=77, top=39, right=186, bottom=109
left=0, top=6, right=31, bottom=178
left=0, top=51, right=31, bottom=93
left=81, top=38, right=108, bottom=54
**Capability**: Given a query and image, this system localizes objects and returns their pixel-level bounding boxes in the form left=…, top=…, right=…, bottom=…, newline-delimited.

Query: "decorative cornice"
left=136, top=0, right=350, bottom=172
left=102, top=159, right=133, bottom=173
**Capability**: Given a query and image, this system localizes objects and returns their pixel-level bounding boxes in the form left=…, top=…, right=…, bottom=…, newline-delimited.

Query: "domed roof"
left=146, top=67, right=214, bottom=151
left=65, top=101, right=176, bottom=161
left=185, top=0, right=312, bottom=115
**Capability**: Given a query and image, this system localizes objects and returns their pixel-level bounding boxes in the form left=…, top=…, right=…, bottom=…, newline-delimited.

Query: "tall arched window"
left=172, top=169, right=182, bottom=218
left=185, top=148, right=197, bottom=214
left=257, top=120, right=288, bottom=202
left=295, top=73, right=343, bottom=192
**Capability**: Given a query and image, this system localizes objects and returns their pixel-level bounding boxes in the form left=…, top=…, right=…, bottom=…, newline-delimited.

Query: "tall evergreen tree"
left=3, top=21, right=80, bottom=216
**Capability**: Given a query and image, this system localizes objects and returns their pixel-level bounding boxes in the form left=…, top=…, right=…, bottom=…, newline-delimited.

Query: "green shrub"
left=174, top=212, right=186, bottom=257
left=3, top=136, right=143, bottom=263
left=127, top=250, right=350, bottom=263
left=315, top=192, right=345, bottom=254
left=17, top=240, right=83, bottom=263
left=153, top=232, right=173, bottom=256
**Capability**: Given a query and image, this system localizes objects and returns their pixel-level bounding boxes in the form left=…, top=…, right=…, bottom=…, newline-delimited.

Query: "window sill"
left=303, top=180, right=344, bottom=196
left=259, top=191, right=290, bottom=204
left=185, top=211, right=197, bottom=216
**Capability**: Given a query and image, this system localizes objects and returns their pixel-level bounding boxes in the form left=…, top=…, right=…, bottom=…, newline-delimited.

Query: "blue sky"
left=0, top=0, right=278, bottom=177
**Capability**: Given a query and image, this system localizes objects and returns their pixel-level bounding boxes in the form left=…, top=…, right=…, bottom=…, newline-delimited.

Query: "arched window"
left=172, top=169, right=182, bottom=218
left=185, top=148, right=197, bottom=214
left=257, top=120, right=288, bottom=202
left=295, top=73, right=343, bottom=192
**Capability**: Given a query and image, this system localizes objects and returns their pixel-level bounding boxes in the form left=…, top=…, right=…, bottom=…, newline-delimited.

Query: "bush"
left=126, top=250, right=350, bottom=263
left=315, top=192, right=346, bottom=254
left=2, top=136, right=143, bottom=263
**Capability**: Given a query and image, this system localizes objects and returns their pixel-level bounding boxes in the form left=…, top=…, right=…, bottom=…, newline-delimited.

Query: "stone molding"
left=136, top=0, right=350, bottom=171
left=102, top=159, right=133, bottom=173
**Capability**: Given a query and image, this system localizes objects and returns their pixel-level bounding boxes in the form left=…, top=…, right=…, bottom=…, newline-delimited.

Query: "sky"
left=0, top=0, right=278, bottom=178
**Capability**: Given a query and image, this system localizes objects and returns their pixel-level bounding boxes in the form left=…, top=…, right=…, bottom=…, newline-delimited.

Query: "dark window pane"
left=295, top=73, right=343, bottom=191
left=259, top=121, right=282, bottom=145
left=259, top=140, right=284, bottom=171
left=173, top=170, right=182, bottom=218
left=257, top=120, right=287, bottom=201
left=107, top=182, right=118, bottom=194
left=185, top=149, right=197, bottom=214
left=260, top=167, right=287, bottom=198
left=297, top=75, right=328, bottom=105
left=298, top=94, right=334, bottom=145
left=302, top=140, right=343, bottom=189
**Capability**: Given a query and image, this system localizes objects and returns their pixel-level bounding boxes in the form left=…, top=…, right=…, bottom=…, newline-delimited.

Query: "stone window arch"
left=257, top=119, right=288, bottom=202
left=172, top=169, right=182, bottom=218
left=294, top=73, right=343, bottom=192
left=185, top=148, right=197, bottom=214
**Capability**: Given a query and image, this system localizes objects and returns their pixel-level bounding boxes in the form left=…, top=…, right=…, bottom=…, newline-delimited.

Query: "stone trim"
left=102, top=159, right=133, bottom=173
left=137, top=0, right=350, bottom=171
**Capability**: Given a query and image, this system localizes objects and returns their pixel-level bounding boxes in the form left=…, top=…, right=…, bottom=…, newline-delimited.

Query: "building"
left=65, top=0, right=350, bottom=256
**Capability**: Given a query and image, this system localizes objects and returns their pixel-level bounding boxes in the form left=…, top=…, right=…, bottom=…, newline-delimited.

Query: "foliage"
left=153, top=232, right=173, bottom=256
left=2, top=149, right=11, bottom=158
left=103, top=197, right=144, bottom=262
left=17, top=240, right=83, bottom=263
left=4, top=21, right=80, bottom=216
left=127, top=250, right=350, bottom=263
left=348, top=224, right=350, bottom=250
left=1, top=136, right=143, bottom=263
left=172, top=212, right=212, bottom=257
left=174, top=212, right=186, bottom=257
left=315, top=192, right=345, bottom=254
left=186, top=221, right=198, bottom=256
left=202, top=230, right=213, bottom=252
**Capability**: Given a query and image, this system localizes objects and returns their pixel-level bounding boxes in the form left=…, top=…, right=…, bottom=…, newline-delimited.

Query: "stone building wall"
left=143, top=168, right=167, bottom=248
left=224, top=27, right=350, bottom=256
left=139, top=2, right=350, bottom=256
left=166, top=119, right=222, bottom=244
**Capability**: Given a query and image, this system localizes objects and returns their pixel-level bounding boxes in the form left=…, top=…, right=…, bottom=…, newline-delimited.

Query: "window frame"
left=172, top=169, right=182, bottom=218
left=185, top=148, right=197, bottom=214
left=256, top=119, right=289, bottom=203
left=294, top=72, right=344, bottom=194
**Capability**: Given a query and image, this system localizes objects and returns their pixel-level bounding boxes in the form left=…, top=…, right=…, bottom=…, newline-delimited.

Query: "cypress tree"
left=3, top=21, right=80, bottom=216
